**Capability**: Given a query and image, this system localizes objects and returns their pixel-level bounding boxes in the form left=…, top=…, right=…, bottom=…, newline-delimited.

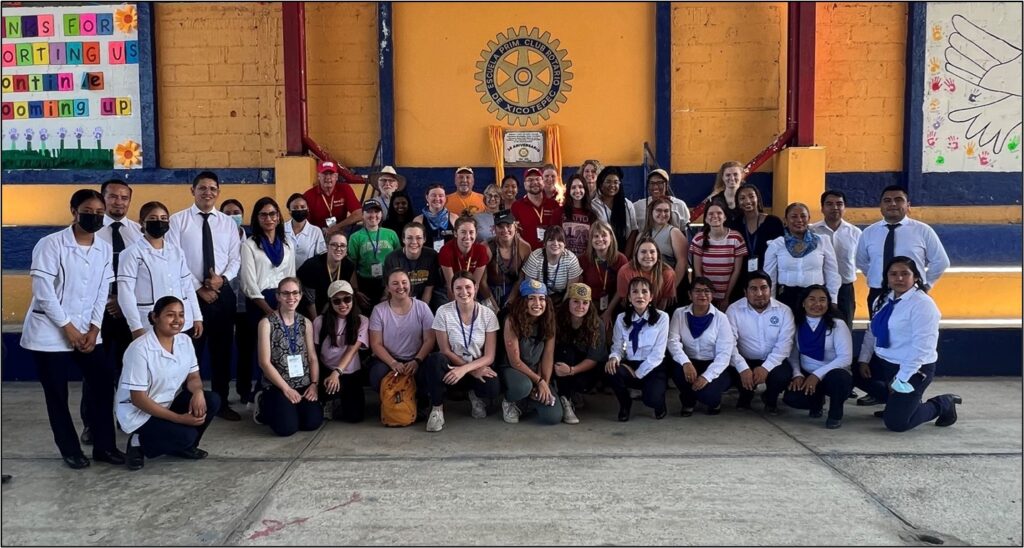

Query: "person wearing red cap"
left=303, top=161, right=363, bottom=230
left=511, top=167, right=563, bottom=249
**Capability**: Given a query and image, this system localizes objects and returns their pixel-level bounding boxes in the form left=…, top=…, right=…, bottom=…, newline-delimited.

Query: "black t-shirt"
left=383, top=248, right=440, bottom=301
left=297, top=253, right=356, bottom=315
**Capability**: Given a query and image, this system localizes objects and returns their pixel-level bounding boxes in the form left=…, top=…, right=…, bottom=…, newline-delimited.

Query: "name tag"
left=371, top=263, right=383, bottom=277
left=600, top=295, right=609, bottom=310
left=324, top=216, right=337, bottom=227
left=747, top=258, right=759, bottom=272
left=433, top=240, right=445, bottom=252
left=287, top=354, right=304, bottom=378
left=536, top=227, right=545, bottom=241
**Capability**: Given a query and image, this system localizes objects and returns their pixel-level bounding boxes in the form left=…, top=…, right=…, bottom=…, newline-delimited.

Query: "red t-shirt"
left=303, top=184, right=361, bottom=229
left=511, top=196, right=564, bottom=249
left=438, top=240, right=490, bottom=273
left=579, top=251, right=629, bottom=304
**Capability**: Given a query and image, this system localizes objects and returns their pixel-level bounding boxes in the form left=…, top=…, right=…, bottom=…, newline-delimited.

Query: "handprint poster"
left=924, top=2, right=1022, bottom=172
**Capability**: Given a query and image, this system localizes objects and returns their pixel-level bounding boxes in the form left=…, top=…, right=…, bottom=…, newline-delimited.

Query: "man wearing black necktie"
left=80, top=180, right=143, bottom=444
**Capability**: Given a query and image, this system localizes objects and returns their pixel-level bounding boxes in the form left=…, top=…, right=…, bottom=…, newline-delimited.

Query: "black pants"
left=192, top=284, right=238, bottom=402
left=776, top=285, right=810, bottom=315
left=259, top=384, right=324, bottom=437
left=554, top=367, right=598, bottom=399
left=727, top=358, right=792, bottom=407
left=233, top=310, right=258, bottom=402
left=854, top=358, right=956, bottom=432
left=667, top=358, right=731, bottom=410
left=81, top=310, right=131, bottom=424
left=136, top=390, right=221, bottom=458
left=783, top=368, right=853, bottom=420
left=421, top=353, right=501, bottom=407
left=607, top=360, right=667, bottom=414
left=318, top=365, right=367, bottom=423
left=837, top=282, right=855, bottom=329
left=33, top=348, right=116, bottom=457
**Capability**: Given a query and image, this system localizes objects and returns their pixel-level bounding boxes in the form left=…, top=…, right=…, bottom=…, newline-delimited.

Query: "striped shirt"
left=522, top=248, right=583, bottom=295
left=691, top=230, right=747, bottom=300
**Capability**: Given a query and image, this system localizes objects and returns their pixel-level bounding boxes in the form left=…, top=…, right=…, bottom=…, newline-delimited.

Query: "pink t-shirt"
left=368, top=299, right=434, bottom=359
left=691, top=230, right=748, bottom=300
left=313, top=313, right=369, bottom=374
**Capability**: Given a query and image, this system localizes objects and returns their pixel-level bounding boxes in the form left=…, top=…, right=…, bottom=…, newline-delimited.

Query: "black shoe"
left=736, top=399, right=752, bottom=410
left=706, top=405, right=722, bottom=416
left=79, top=426, right=92, bottom=445
left=857, top=395, right=881, bottom=406
left=873, top=410, right=886, bottom=418
left=217, top=405, right=241, bottom=421
left=63, top=454, right=91, bottom=470
left=825, top=418, right=842, bottom=429
left=847, top=390, right=858, bottom=399
left=935, top=395, right=962, bottom=427
left=680, top=407, right=694, bottom=417
left=126, top=444, right=144, bottom=471
left=1, top=474, right=11, bottom=484
left=809, top=408, right=823, bottom=418
left=172, top=447, right=209, bottom=460
left=654, top=408, right=668, bottom=420
left=761, top=394, right=779, bottom=416
left=617, top=406, right=631, bottom=422
left=93, top=448, right=126, bottom=465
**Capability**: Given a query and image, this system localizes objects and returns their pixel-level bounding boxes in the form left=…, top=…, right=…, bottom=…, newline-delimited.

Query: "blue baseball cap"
left=519, top=278, right=547, bottom=297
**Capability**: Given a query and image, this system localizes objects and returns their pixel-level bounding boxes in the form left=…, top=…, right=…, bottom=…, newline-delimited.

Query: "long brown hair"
left=557, top=296, right=602, bottom=348
left=629, top=237, right=668, bottom=301
left=508, top=293, right=556, bottom=340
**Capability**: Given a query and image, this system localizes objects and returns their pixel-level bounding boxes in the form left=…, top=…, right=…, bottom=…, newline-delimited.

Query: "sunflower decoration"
left=115, top=139, right=142, bottom=168
left=115, top=5, right=138, bottom=33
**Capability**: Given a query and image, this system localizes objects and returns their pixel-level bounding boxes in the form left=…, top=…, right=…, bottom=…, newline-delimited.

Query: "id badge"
left=747, top=257, right=759, bottom=272
left=600, top=295, right=609, bottom=310
left=286, top=354, right=304, bottom=378
left=325, top=216, right=337, bottom=227
left=536, top=227, right=546, bottom=241
left=371, top=263, right=383, bottom=277
left=433, top=240, right=445, bottom=252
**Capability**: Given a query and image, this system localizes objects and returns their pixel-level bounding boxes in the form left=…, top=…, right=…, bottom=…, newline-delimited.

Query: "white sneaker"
left=501, top=398, right=520, bottom=424
left=468, top=391, right=487, bottom=419
left=560, top=396, right=579, bottom=424
left=252, top=391, right=264, bottom=425
left=426, top=407, right=445, bottom=432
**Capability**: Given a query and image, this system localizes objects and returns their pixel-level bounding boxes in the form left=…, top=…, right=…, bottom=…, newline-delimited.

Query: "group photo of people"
left=22, top=158, right=962, bottom=472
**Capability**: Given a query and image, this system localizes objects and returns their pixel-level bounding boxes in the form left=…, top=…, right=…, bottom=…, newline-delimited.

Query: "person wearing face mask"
left=447, top=167, right=487, bottom=216
left=381, top=190, right=415, bottom=235
left=855, top=257, right=961, bottom=432
left=634, top=169, right=690, bottom=231
left=511, top=167, right=563, bottom=249
left=605, top=276, right=671, bottom=422
left=349, top=199, right=401, bottom=305
left=21, top=189, right=124, bottom=469
left=763, top=202, right=841, bottom=313
left=561, top=174, right=597, bottom=257
left=368, top=165, right=406, bottom=221
left=117, top=201, right=204, bottom=342
left=284, top=193, right=326, bottom=269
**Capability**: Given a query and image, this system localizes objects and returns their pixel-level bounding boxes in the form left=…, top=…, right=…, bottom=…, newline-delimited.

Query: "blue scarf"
left=421, top=207, right=451, bottom=230
left=258, top=234, right=285, bottom=267
left=870, top=298, right=901, bottom=348
left=629, top=314, right=647, bottom=354
left=798, top=318, right=827, bottom=361
left=686, top=311, right=714, bottom=339
left=784, top=229, right=819, bottom=258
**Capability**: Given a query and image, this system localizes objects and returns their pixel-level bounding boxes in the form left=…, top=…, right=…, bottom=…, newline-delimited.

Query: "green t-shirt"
left=348, top=226, right=401, bottom=278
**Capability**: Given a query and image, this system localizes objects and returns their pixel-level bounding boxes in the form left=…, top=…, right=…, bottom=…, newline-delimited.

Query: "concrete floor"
left=1, top=378, right=1021, bottom=546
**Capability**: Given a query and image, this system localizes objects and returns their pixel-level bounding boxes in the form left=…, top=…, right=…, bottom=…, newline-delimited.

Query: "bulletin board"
left=923, top=2, right=1022, bottom=172
left=1, top=3, right=149, bottom=170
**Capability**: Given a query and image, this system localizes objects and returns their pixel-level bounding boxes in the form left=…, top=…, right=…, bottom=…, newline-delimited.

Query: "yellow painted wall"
left=392, top=2, right=654, bottom=167
left=154, top=2, right=379, bottom=170
left=815, top=2, right=907, bottom=172
left=670, top=2, right=788, bottom=173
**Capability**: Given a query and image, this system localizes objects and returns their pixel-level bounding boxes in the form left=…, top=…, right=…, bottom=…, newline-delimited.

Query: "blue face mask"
left=230, top=214, right=243, bottom=227
left=890, top=378, right=915, bottom=394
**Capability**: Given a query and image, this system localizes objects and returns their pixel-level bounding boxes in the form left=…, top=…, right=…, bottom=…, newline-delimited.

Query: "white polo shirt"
left=21, top=227, right=113, bottom=352
left=285, top=220, right=327, bottom=269
left=726, top=297, right=795, bottom=372
left=117, top=238, right=204, bottom=332
left=667, top=305, right=735, bottom=382
left=116, top=331, right=199, bottom=434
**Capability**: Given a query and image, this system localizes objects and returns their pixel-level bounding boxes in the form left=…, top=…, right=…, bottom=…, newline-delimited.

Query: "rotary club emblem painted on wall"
left=474, top=26, right=573, bottom=126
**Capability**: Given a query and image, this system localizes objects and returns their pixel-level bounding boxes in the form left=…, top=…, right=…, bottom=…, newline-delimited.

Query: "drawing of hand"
left=930, top=76, right=942, bottom=91
left=947, top=136, right=960, bottom=150
left=943, top=77, right=957, bottom=92
left=928, top=98, right=941, bottom=112
left=979, top=151, right=990, bottom=166
left=968, top=88, right=982, bottom=102
left=944, top=14, right=1022, bottom=97
left=932, top=25, right=943, bottom=41
left=948, top=94, right=1023, bottom=152
left=965, top=140, right=977, bottom=157
left=930, top=57, right=942, bottom=73
left=932, top=116, right=944, bottom=130
left=1009, top=135, right=1021, bottom=152
left=926, top=130, right=938, bottom=147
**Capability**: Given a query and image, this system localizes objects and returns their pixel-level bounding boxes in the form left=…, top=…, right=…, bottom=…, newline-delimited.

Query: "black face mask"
left=77, top=213, right=105, bottom=233
left=290, top=209, right=309, bottom=222
left=145, top=220, right=170, bottom=238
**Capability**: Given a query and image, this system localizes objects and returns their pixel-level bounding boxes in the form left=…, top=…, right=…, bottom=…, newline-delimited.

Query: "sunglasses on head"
left=331, top=295, right=353, bottom=305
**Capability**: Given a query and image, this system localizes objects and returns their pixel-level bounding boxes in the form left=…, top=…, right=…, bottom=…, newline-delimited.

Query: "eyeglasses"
left=692, top=288, right=713, bottom=295
left=258, top=211, right=280, bottom=219
left=278, top=290, right=301, bottom=297
left=328, top=243, right=348, bottom=249
left=332, top=296, right=353, bottom=305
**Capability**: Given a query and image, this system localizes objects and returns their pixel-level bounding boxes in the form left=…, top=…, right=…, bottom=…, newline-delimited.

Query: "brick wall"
left=154, top=2, right=379, bottom=170
left=670, top=2, right=787, bottom=173
left=815, top=2, right=907, bottom=172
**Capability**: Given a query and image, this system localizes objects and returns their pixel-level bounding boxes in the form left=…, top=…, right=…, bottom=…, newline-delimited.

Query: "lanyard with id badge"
left=457, top=305, right=479, bottom=363
left=321, top=193, right=338, bottom=227
left=365, top=228, right=384, bottom=277
left=280, top=313, right=305, bottom=379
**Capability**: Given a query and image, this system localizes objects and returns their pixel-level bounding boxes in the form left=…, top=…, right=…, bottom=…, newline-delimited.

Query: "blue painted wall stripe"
left=377, top=2, right=395, bottom=166
left=654, top=2, right=672, bottom=172
left=903, top=3, right=927, bottom=192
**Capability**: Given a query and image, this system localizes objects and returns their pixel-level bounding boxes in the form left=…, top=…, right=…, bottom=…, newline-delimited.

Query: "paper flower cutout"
left=115, top=139, right=142, bottom=168
left=115, top=5, right=138, bottom=33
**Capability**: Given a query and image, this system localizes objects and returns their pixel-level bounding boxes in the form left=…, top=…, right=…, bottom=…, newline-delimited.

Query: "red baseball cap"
left=318, top=161, right=339, bottom=174
left=524, top=167, right=543, bottom=178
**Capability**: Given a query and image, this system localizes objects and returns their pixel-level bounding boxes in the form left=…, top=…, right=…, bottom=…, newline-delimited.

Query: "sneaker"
left=856, top=394, right=881, bottom=406
left=560, top=396, right=579, bottom=424
left=468, top=391, right=487, bottom=419
left=501, top=398, right=520, bottom=424
left=218, top=405, right=241, bottom=422
left=252, top=392, right=265, bottom=425
left=426, top=407, right=445, bottom=432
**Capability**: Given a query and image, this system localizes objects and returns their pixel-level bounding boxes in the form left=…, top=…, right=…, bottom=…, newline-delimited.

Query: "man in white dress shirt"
left=726, top=272, right=795, bottom=414
left=166, top=171, right=243, bottom=421
left=811, top=190, right=862, bottom=329
left=79, top=180, right=144, bottom=445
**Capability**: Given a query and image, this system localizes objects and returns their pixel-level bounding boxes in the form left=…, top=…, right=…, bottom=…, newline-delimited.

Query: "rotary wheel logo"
left=474, top=26, right=573, bottom=127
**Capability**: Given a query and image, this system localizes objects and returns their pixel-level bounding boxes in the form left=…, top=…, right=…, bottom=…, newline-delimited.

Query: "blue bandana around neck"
left=629, top=314, right=648, bottom=354
left=870, top=297, right=901, bottom=348
left=258, top=234, right=285, bottom=267
left=784, top=229, right=819, bottom=258
left=422, top=207, right=451, bottom=230
left=686, top=311, right=714, bottom=339
left=798, top=317, right=827, bottom=361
